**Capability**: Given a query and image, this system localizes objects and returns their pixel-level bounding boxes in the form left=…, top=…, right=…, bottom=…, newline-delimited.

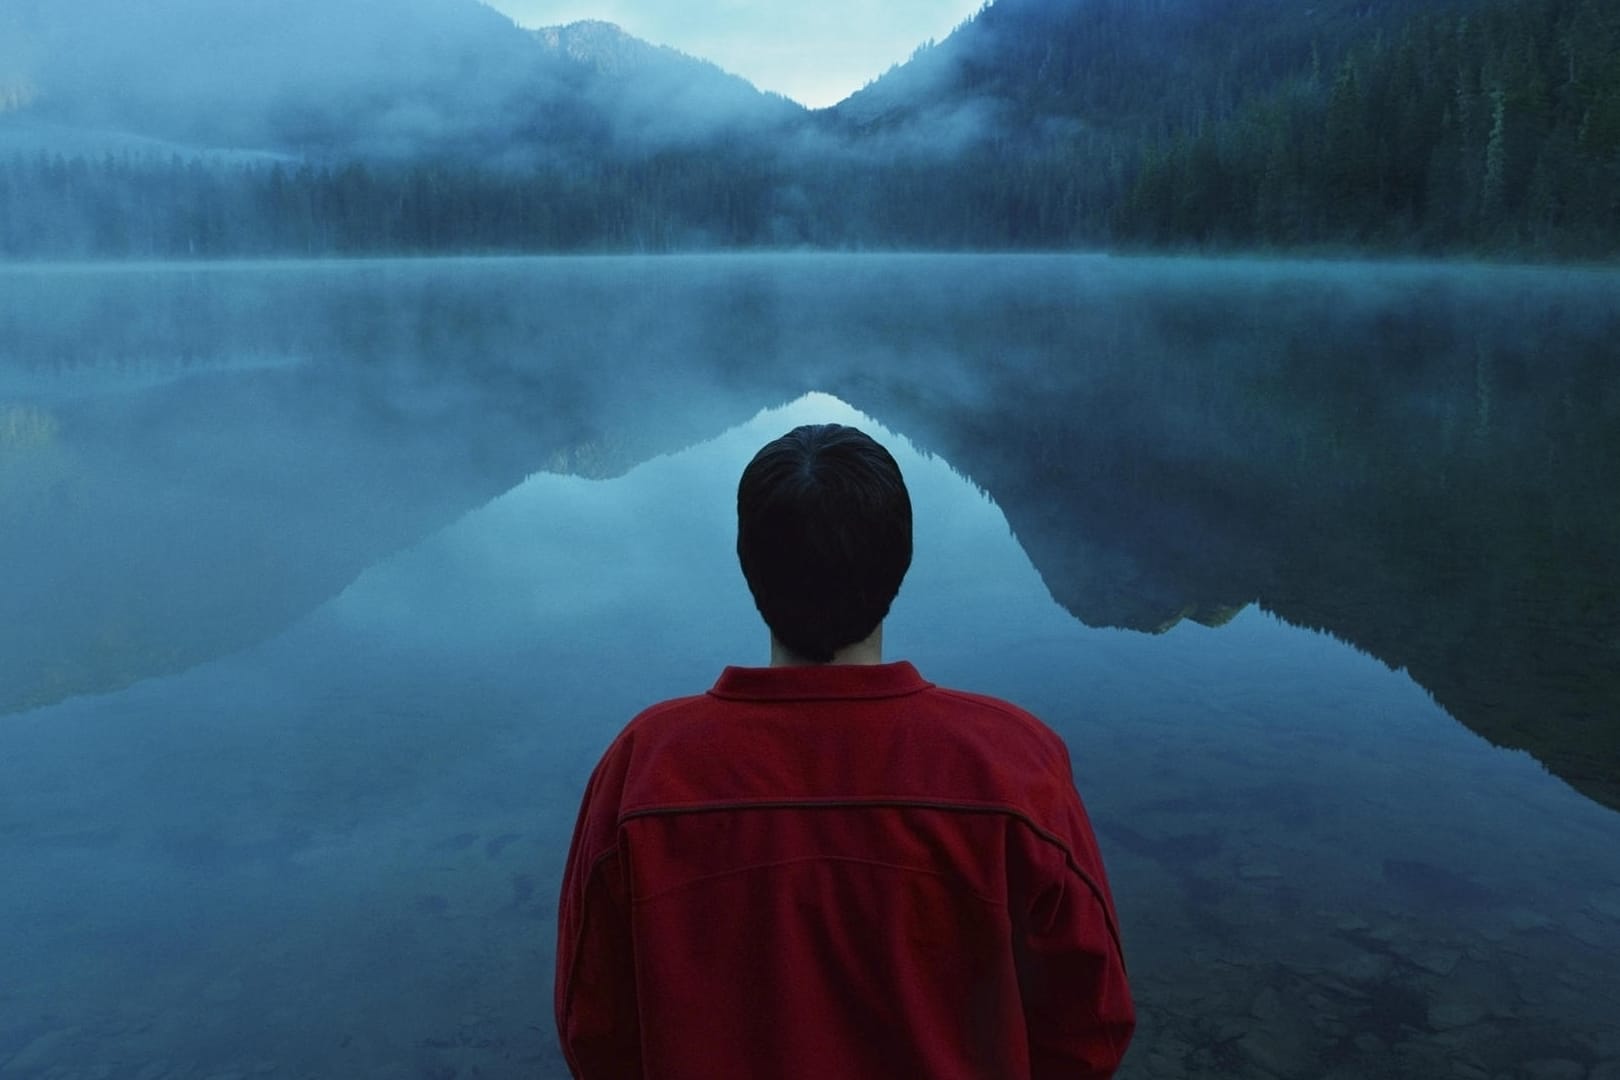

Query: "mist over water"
left=1, top=254, right=1618, bottom=1079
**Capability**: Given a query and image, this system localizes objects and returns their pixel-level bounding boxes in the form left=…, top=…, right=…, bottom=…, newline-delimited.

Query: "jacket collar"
left=708, top=661, right=932, bottom=702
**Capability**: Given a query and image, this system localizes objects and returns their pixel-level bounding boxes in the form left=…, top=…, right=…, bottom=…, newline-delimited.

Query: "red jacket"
left=555, top=661, right=1134, bottom=1079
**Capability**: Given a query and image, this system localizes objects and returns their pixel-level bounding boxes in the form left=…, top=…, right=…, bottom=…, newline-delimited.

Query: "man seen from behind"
left=555, top=423, right=1135, bottom=1078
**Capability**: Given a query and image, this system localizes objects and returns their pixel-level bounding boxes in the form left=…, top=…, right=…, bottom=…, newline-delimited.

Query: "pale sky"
left=484, top=0, right=986, bottom=108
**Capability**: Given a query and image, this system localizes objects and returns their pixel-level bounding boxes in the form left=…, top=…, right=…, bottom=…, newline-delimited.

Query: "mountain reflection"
left=1, top=255, right=1615, bottom=812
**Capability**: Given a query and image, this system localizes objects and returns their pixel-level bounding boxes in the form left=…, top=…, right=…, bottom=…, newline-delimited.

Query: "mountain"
left=0, top=0, right=792, bottom=164
left=3, top=0, right=1614, bottom=257
left=808, top=0, right=1618, bottom=255
left=835, top=0, right=1479, bottom=140
left=532, top=20, right=804, bottom=150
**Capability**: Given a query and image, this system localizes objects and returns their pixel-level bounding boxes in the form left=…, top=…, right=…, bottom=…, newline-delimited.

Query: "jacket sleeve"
left=1014, top=777, right=1136, bottom=1079
left=554, top=763, right=643, bottom=1079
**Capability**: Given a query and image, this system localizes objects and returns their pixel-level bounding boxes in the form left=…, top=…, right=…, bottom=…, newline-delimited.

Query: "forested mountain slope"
left=838, top=0, right=1468, bottom=139
left=1115, top=0, right=1620, bottom=255
left=819, top=0, right=1620, bottom=253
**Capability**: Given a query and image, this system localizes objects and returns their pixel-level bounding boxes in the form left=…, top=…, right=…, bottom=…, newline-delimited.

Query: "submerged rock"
left=1381, top=858, right=1499, bottom=908
left=1509, top=907, right=1556, bottom=933
left=1238, top=1026, right=1315, bottom=1078
left=1564, top=914, right=1611, bottom=948
left=1352, top=1033, right=1387, bottom=1056
left=1329, top=950, right=1394, bottom=983
left=1587, top=891, right=1620, bottom=922
left=7, top=1028, right=78, bottom=1072
left=1426, top=991, right=1490, bottom=1031
left=1408, top=947, right=1464, bottom=976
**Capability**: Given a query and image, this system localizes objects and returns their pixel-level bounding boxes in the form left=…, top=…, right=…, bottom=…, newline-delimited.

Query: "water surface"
left=1, top=255, right=1617, bottom=1079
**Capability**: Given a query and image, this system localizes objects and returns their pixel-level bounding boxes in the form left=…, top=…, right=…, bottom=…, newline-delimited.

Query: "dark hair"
left=736, top=424, right=913, bottom=663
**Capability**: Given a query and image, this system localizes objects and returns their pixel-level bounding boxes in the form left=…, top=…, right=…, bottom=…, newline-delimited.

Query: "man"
left=555, top=423, right=1134, bottom=1078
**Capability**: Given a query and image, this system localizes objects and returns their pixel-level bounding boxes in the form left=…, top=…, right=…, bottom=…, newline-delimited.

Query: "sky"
left=484, top=0, right=986, bottom=108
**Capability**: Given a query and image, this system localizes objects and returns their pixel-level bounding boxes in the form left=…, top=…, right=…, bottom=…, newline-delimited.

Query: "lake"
left=1, top=254, right=1618, bottom=1079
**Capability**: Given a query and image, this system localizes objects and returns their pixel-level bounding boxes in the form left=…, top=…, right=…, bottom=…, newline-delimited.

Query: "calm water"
left=1, top=255, right=1618, bottom=1079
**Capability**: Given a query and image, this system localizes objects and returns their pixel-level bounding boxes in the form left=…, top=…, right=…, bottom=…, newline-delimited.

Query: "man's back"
left=555, top=661, right=1134, bottom=1079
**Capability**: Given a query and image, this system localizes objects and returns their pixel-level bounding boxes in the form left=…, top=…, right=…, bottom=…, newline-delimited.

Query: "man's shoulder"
left=925, top=684, right=1061, bottom=739
left=595, top=692, right=714, bottom=759
left=625, top=691, right=715, bottom=727
left=918, top=683, right=1075, bottom=779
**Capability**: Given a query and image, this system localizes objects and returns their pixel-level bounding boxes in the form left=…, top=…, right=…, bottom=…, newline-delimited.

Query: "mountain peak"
left=533, top=20, right=648, bottom=76
left=530, top=18, right=802, bottom=136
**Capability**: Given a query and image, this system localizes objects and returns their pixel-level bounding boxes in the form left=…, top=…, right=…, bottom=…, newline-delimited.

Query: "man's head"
left=737, top=424, right=913, bottom=664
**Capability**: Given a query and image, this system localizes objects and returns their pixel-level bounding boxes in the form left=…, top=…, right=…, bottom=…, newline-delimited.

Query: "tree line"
left=0, top=153, right=796, bottom=257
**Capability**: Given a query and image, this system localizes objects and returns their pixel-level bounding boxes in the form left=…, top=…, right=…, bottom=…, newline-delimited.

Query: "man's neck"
left=769, top=626, right=884, bottom=667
